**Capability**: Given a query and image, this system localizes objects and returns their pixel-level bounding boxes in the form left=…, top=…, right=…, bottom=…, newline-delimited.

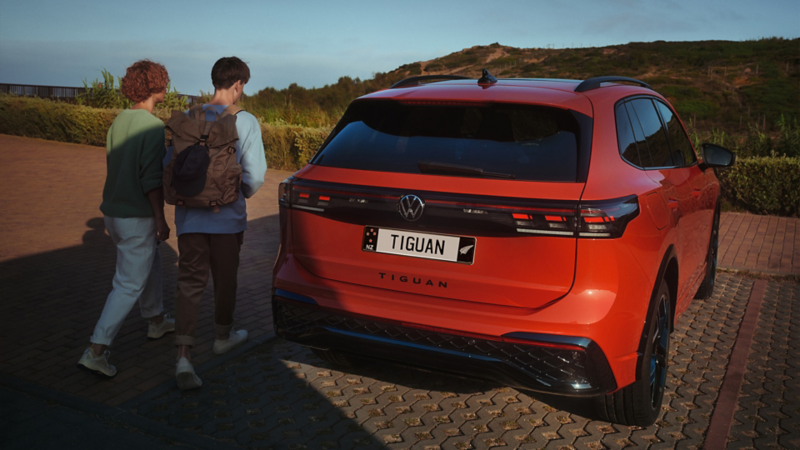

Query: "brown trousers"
left=174, top=232, right=244, bottom=347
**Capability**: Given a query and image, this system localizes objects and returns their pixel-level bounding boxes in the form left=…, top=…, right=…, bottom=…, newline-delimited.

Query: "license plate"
left=362, top=226, right=475, bottom=264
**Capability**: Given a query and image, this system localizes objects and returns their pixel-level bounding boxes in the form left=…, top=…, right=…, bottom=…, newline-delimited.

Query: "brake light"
left=511, top=195, right=639, bottom=238
left=577, top=196, right=639, bottom=238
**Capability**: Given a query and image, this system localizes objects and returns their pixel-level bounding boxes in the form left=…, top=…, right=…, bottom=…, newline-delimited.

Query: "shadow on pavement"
left=127, top=274, right=756, bottom=449
left=0, top=216, right=179, bottom=382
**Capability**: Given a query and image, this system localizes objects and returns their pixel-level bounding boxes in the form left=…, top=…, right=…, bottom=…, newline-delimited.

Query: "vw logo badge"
left=398, top=195, right=425, bottom=221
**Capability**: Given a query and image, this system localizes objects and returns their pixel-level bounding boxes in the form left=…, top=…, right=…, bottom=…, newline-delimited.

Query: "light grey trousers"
left=90, top=216, right=163, bottom=346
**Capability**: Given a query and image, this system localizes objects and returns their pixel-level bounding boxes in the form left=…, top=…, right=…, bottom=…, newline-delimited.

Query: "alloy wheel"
left=649, top=293, right=670, bottom=408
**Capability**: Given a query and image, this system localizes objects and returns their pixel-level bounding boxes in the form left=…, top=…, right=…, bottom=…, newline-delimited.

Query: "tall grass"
left=77, top=69, right=188, bottom=113
left=687, top=115, right=799, bottom=158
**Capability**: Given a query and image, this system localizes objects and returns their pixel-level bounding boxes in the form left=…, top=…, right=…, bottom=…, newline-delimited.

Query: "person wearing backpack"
left=164, top=57, right=266, bottom=390
left=77, top=60, right=175, bottom=377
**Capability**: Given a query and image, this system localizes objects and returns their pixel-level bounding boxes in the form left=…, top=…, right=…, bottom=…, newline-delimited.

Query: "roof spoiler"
left=574, top=76, right=651, bottom=93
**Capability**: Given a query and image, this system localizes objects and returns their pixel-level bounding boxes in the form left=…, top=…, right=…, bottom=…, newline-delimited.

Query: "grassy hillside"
left=415, top=39, right=799, bottom=132
left=244, top=38, right=800, bottom=148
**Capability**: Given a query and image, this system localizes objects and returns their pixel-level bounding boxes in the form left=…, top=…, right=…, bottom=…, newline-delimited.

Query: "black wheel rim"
left=649, top=294, right=669, bottom=408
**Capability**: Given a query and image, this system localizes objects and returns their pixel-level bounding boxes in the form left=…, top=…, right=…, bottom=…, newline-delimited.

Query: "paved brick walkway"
left=719, top=213, right=800, bottom=275
left=0, top=135, right=287, bottom=406
left=127, top=273, right=757, bottom=449
left=1, top=134, right=798, bottom=449
left=728, top=280, right=800, bottom=448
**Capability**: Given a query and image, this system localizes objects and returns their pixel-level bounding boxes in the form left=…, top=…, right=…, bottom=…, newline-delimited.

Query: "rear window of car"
left=311, top=100, right=583, bottom=182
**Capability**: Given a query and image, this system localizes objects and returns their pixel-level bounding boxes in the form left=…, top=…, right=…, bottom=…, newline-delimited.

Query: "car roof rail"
left=390, top=75, right=471, bottom=89
left=574, top=76, right=652, bottom=93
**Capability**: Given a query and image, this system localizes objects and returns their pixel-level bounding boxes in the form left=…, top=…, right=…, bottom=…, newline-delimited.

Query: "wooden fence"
left=0, top=83, right=200, bottom=105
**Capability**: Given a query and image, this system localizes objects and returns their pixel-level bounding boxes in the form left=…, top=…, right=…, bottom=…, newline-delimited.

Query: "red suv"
left=272, top=71, right=735, bottom=426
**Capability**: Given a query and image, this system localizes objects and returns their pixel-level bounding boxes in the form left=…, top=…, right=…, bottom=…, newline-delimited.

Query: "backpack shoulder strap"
left=220, top=105, right=243, bottom=118
left=188, top=105, right=206, bottom=121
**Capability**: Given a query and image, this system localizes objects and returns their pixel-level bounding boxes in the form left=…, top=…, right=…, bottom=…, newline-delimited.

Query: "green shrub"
left=674, top=99, right=719, bottom=120
left=261, top=123, right=303, bottom=170
left=425, top=63, right=443, bottom=72
left=260, top=123, right=331, bottom=171
left=0, top=94, right=118, bottom=146
left=0, top=94, right=334, bottom=171
left=294, top=127, right=331, bottom=167
left=401, top=63, right=422, bottom=76
left=718, top=156, right=800, bottom=216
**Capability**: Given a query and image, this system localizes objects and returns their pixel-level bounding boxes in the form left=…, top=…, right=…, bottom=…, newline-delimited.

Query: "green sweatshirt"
left=100, top=109, right=165, bottom=218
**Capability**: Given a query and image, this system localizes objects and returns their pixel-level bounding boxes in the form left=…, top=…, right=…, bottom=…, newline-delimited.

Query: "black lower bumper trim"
left=272, top=294, right=616, bottom=396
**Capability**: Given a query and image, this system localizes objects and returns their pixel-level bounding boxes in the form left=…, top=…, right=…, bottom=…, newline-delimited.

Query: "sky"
left=1, top=0, right=798, bottom=96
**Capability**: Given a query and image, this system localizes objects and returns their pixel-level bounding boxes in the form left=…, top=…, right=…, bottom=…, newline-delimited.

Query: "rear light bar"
left=280, top=177, right=395, bottom=212
left=281, top=178, right=639, bottom=239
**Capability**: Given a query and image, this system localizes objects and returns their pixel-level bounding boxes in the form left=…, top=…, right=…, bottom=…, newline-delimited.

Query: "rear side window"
left=616, top=103, right=643, bottom=167
left=655, top=101, right=697, bottom=167
left=312, top=101, right=584, bottom=182
left=624, top=102, right=656, bottom=168
left=629, top=99, right=674, bottom=168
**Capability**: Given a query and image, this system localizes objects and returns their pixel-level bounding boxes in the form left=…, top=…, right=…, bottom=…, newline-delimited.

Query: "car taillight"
left=278, top=177, right=293, bottom=207
left=577, top=195, right=639, bottom=238
left=512, top=210, right=577, bottom=237
left=511, top=195, right=639, bottom=239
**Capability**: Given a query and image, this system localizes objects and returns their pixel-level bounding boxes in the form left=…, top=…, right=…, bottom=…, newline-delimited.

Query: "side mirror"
left=701, top=143, right=736, bottom=168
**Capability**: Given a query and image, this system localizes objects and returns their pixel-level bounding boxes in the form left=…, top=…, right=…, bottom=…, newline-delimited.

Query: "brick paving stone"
left=718, top=213, right=800, bottom=275
left=123, top=274, right=755, bottom=449
left=727, top=280, right=800, bottom=449
left=0, top=135, right=288, bottom=407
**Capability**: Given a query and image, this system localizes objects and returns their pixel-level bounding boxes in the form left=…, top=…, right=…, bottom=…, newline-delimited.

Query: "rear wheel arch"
left=646, top=245, right=678, bottom=337
left=595, top=246, right=676, bottom=426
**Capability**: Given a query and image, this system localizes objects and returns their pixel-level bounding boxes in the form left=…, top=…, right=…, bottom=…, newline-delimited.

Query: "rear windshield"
left=311, top=100, right=583, bottom=182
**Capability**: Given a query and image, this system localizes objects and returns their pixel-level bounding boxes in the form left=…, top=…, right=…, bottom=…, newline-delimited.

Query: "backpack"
left=163, top=105, right=243, bottom=211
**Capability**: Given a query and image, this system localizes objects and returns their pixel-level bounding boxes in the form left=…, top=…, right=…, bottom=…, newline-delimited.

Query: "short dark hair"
left=120, top=60, right=169, bottom=103
left=211, top=57, right=251, bottom=89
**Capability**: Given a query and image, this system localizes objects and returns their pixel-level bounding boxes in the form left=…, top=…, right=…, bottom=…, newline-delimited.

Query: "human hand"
left=156, top=217, right=171, bottom=241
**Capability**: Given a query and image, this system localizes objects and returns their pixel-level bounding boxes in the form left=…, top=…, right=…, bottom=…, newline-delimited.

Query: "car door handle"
left=692, top=188, right=702, bottom=198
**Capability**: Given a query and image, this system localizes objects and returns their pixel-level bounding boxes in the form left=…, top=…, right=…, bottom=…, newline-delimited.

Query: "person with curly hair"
left=78, top=60, right=176, bottom=377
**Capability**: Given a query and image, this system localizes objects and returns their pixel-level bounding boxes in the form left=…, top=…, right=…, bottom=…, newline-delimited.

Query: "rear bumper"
left=273, top=291, right=617, bottom=397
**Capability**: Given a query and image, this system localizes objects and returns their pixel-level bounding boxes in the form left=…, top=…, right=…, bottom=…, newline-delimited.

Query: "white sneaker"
left=175, top=357, right=202, bottom=390
left=147, top=314, right=176, bottom=340
left=212, top=329, right=248, bottom=355
left=77, top=348, right=117, bottom=377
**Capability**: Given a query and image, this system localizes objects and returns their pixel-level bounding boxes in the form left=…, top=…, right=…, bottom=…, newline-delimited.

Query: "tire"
left=595, top=279, right=671, bottom=426
left=311, top=348, right=360, bottom=367
left=695, top=205, right=720, bottom=300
